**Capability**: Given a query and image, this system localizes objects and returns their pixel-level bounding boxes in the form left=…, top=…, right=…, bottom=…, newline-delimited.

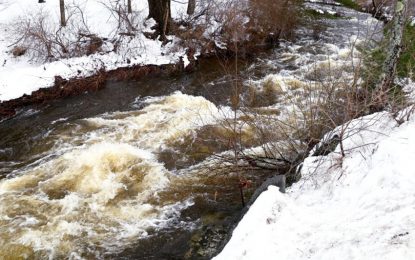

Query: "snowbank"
left=214, top=109, right=415, bottom=259
left=0, top=0, right=188, bottom=102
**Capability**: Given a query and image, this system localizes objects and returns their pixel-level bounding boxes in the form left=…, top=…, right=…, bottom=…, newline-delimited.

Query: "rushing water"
left=0, top=4, right=382, bottom=260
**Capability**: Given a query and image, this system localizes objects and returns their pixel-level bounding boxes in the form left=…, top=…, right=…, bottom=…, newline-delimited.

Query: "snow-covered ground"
left=215, top=104, right=415, bottom=259
left=0, top=0, right=190, bottom=102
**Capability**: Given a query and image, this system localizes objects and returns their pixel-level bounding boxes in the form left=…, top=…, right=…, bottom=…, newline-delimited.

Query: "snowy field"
left=0, top=0, right=189, bottom=102
left=214, top=100, right=415, bottom=259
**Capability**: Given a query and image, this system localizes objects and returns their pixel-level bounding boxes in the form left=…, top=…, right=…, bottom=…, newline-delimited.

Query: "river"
left=0, top=3, right=382, bottom=259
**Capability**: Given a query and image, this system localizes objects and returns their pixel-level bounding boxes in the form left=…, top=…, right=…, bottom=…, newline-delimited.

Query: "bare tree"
left=128, top=0, right=132, bottom=13
left=378, top=0, right=408, bottom=91
left=187, top=0, right=196, bottom=15
left=60, top=0, right=66, bottom=27
left=147, top=0, right=171, bottom=41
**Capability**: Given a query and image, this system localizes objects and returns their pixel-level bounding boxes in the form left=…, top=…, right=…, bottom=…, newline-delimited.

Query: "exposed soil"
left=0, top=62, right=189, bottom=120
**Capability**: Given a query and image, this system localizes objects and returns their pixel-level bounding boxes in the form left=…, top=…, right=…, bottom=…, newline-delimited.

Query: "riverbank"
left=0, top=1, right=195, bottom=100
left=0, top=0, right=288, bottom=119
left=214, top=89, right=415, bottom=259
left=0, top=61, right=192, bottom=118
left=0, top=0, right=199, bottom=118
left=2, top=0, right=412, bottom=259
left=213, top=1, right=415, bottom=256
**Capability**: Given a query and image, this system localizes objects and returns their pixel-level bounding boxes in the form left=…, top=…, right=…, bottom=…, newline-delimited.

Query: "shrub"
left=175, top=0, right=303, bottom=57
left=398, top=23, right=415, bottom=79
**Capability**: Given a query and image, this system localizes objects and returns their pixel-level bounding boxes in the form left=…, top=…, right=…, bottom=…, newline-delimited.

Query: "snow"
left=401, top=78, right=415, bottom=102
left=0, top=0, right=189, bottom=102
left=214, top=109, right=415, bottom=259
left=308, top=0, right=340, bottom=5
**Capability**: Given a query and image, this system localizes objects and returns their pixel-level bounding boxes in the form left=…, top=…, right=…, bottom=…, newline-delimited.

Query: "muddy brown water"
left=0, top=56, right=278, bottom=260
left=0, top=5, right=382, bottom=259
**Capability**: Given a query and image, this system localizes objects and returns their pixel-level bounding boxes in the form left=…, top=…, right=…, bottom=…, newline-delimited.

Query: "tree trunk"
left=378, top=0, right=407, bottom=91
left=147, top=0, right=171, bottom=41
left=128, top=0, right=132, bottom=14
left=187, top=0, right=196, bottom=15
left=371, top=0, right=378, bottom=16
left=60, top=0, right=66, bottom=27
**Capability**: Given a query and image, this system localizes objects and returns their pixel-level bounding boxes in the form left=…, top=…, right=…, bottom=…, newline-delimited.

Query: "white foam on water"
left=0, top=142, right=180, bottom=257
left=0, top=92, right=227, bottom=258
left=82, top=91, right=233, bottom=150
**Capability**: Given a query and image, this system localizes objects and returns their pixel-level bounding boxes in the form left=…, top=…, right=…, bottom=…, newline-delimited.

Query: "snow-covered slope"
left=214, top=108, right=415, bottom=259
left=0, top=0, right=188, bottom=102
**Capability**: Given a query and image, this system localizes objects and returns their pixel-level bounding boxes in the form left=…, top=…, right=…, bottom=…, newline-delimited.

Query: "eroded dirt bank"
left=0, top=62, right=189, bottom=119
